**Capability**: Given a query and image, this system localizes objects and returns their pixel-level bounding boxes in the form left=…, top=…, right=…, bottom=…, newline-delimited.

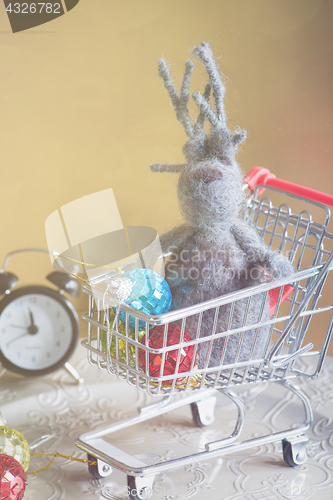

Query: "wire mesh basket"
left=76, top=167, right=333, bottom=498
left=81, top=170, right=333, bottom=395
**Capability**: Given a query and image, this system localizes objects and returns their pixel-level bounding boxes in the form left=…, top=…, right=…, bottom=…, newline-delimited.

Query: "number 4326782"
left=6, top=3, right=61, bottom=14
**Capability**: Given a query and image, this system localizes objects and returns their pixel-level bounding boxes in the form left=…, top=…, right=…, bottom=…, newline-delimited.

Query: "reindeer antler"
left=150, top=42, right=246, bottom=172
left=158, top=59, right=194, bottom=138
left=194, top=83, right=211, bottom=134
left=193, top=42, right=246, bottom=150
left=193, top=42, right=227, bottom=126
left=151, top=58, right=208, bottom=173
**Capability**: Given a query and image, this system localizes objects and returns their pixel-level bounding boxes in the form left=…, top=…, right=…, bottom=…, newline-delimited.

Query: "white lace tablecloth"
left=1, top=346, right=333, bottom=500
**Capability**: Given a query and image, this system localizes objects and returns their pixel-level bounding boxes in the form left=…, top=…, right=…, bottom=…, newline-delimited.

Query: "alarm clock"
left=0, top=248, right=81, bottom=379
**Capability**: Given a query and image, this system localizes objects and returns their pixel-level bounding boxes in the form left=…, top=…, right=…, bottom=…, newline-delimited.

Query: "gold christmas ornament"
left=0, top=426, right=30, bottom=472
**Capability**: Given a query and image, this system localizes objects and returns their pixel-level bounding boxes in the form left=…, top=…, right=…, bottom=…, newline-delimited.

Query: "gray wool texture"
left=150, top=42, right=294, bottom=369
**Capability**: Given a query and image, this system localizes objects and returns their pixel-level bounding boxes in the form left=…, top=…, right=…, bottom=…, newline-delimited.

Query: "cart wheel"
left=127, top=476, right=153, bottom=500
left=282, top=437, right=308, bottom=467
left=190, top=395, right=216, bottom=427
left=87, top=454, right=112, bottom=479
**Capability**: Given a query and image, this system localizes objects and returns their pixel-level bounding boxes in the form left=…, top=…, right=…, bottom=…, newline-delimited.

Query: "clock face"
left=0, top=286, right=79, bottom=376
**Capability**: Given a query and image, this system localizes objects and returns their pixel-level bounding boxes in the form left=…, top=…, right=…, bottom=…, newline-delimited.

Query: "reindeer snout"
left=193, top=167, right=223, bottom=184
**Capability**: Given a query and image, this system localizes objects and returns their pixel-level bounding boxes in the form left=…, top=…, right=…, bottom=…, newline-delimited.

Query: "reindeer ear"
left=232, top=128, right=247, bottom=148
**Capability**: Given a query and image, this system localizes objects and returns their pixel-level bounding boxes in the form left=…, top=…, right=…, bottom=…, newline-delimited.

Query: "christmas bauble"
left=101, top=309, right=145, bottom=365
left=0, top=454, right=27, bottom=500
left=118, top=269, right=172, bottom=326
left=139, top=324, right=197, bottom=385
left=0, top=427, right=30, bottom=472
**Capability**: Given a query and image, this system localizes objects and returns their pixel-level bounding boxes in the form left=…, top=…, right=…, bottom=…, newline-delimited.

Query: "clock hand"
left=29, top=309, right=35, bottom=326
left=6, top=332, right=30, bottom=345
left=8, top=312, right=38, bottom=332
left=9, top=321, right=38, bottom=335
left=28, top=309, right=38, bottom=334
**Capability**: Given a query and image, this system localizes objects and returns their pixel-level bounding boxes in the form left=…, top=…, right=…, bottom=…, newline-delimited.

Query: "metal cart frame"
left=76, top=167, right=333, bottom=500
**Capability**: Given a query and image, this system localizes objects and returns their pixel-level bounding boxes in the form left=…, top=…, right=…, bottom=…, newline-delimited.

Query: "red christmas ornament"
left=139, top=324, right=197, bottom=385
left=0, top=454, right=27, bottom=500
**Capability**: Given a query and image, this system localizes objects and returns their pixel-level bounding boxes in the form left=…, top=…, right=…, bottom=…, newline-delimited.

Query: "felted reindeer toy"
left=150, top=42, right=294, bottom=369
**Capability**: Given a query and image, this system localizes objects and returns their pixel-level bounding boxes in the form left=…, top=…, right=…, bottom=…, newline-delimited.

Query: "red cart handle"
left=244, top=166, right=333, bottom=207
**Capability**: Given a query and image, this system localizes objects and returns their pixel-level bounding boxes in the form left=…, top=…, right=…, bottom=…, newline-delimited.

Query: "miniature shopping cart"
left=76, top=166, right=333, bottom=500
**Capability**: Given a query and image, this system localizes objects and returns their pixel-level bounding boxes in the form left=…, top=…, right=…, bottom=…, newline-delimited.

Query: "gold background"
left=1, top=0, right=332, bottom=354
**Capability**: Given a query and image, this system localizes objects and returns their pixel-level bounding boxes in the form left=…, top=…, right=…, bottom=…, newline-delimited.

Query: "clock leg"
left=0, top=365, right=6, bottom=380
left=29, top=430, right=56, bottom=450
left=64, top=362, right=84, bottom=384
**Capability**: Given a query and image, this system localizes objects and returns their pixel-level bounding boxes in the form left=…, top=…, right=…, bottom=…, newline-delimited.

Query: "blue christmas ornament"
left=118, top=269, right=172, bottom=326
